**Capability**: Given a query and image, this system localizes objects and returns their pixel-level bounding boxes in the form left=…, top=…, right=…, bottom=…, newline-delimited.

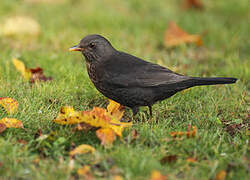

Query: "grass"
left=0, top=0, right=249, bottom=179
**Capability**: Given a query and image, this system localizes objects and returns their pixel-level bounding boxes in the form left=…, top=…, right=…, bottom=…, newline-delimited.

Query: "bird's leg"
left=148, top=105, right=153, bottom=117
left=132, top=107, right=139, bottom=117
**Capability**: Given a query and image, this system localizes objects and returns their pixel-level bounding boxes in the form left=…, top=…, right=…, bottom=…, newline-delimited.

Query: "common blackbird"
left=70, top=34, right=237, bottom=116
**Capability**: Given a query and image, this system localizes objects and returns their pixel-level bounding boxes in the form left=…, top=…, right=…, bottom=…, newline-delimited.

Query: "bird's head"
left=69, top=34, right=115, bottom=62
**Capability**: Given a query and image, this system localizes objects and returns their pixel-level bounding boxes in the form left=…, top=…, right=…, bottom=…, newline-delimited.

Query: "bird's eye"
left=89, top=42, right=96, bottom=48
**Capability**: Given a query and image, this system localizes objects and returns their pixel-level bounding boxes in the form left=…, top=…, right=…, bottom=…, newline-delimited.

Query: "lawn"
left=0, top=0, right=249, bottom=179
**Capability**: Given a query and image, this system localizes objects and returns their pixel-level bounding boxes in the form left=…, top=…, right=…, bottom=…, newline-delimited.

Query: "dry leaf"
left=12, top=58, right=31, bottom=80
left=77, top=165, right=95, bottom=180
left=216, top=170, right=227, bottom=180
left=0, top=118, right=23, bottom=128
left=164, top=21, right=202, bottom=48
left=0, top=97, right=18, bottom=114
left=107, top=99, right=125, bottom=120
left=150, top=170, right=168, bottom=180
left=54, top=100, right=131, bottom=146
left=186, top=157, right=197, bottom=163
left=69, top=144, right=96, bottom=157
left=12, top=58, right=52, bottom=83
left=29, top=67, right=53, bottom=83
left=182, top=0, right=204, bottom=10
left=54, top=105, right=131, bottom=136
left=160, top=155, right=178, bottom=165
left=0, top=16, right=40, bottom=37
left=113, top=175, right=123, bottom=180
left=0, top=123, right=7, bottom=133
left=76, top=122, right=94, bottom=132
left=96, top=128, right=116, bottom=146
left=170, top=125, right=197, bottom=138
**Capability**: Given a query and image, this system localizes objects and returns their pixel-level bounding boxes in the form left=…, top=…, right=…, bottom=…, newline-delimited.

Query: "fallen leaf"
left=160, top=155, right=178, bottom=165
left=186, top=157, right=197, bottom=163
left=96, top=128, right=116, bottom=146
left=54, top=100, right=132, bottom=146
left=0, top=123, right=7, bottom=133
left=69, top=144, right=96, bottom=157
left=76, top=122, right=94, bottom=132
left=0, top=118, right=23, bottom=128
left=0, top=97, right=18, bottom=114
left=150, top=170, right=168, bottom=180
left=77, top=165, right=94, bottom=180
left=32, top=157, right=40, bottom=164
left=216, top=170, right=227, bottom=180
left=182, top=0, right=204, bottom=10
left=29, top=67, right=53, bottom=83
left=12, top=58, right=31, bottom=80
left=17, top=139, right=28, bottom=145
left=12, top=58, right=52, bottom=83
left=107, top=99, right=125, bottom=120
left=54, top=105, right=131, bottom=137
left=0, top=16, right=40, bottom=37
left=170, top=125, right=197, bottom=138
left=113, top=175, right=123, bottom=180
left=164, top=21, right=202, bottom=48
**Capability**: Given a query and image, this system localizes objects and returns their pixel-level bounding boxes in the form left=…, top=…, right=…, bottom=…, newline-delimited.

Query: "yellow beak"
left=69, top=45, right=82, bottom=52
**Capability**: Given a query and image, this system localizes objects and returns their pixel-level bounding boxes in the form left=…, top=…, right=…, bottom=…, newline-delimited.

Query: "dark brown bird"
left=70, top=34, right=237, bottom=116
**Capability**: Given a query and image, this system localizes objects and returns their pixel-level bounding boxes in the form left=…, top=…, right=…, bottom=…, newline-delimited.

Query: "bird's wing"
left=102, top=52, right=190, bottom=88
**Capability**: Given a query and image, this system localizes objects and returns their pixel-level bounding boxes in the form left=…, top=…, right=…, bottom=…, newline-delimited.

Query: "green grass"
left=0, top=0, right=249, bottom=179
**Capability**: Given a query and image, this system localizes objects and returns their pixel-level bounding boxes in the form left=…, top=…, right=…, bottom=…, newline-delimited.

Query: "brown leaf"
left=182, top=0, right=204, bottom=10
left=160, top=155, right=178, bottom=165
left=75, top=122, right=94, bottom=132
left=164, top=21, right=202, bottom=48
left=69, top=144, right=96, bottom=157
left=29, top=67, right=53, bottom=83
left=96, top=128, right=116, bottom=146
left=0, top=97, right=18, bottom=114
left=12, top=58, right=52, bottom=83
left=186, top=157, right=197, bottom=163
left=149, top=170, right=168, bottom=180
left=170, top=125, right=197, bottom=138
left=216, top=170, right=227, bottom=180
left=0, top=123, right=7, bottom=133
left=17, top=139, right=28, bottom=145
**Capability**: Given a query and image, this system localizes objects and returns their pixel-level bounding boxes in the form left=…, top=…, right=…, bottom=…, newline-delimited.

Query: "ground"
left=0, top=0, right=249, bottom=179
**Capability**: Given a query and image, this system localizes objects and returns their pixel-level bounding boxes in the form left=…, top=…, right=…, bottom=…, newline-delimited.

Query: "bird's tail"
left=189, top=77, right=237, bottom=86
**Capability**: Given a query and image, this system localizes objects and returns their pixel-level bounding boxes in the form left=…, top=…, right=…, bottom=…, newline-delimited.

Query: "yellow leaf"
left=53, top=106, right=82, bottom=125
left=0, top=97, right=18, bottom=114
left=77, top=165, right=90, bottom=175
left=113, top=175, right=123, bottom=180
left=0, top=118, right=23, bottom=128
left=69, top=144, right=96, bottom=157
left=12, top=58, right=31, bottom=80
left=164, top=21, right=202, bottom=48
left=77, top=165, right=94, bottom=179
left=96, top=128, right=116, bottom=146
left=54, top=106, right=132, bottom=137
left=216, top=170, right=227, bottom=180
left=1, top=16, right=40, bottom=37
left=150, top=170, right=168, bottom=180
left=107, top=99, right=125, bottom=121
